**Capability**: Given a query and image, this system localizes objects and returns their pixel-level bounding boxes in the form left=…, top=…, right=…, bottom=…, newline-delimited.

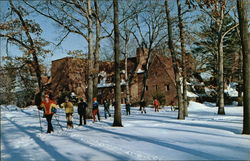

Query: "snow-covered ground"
left=1, top=102, right=250, bottom=161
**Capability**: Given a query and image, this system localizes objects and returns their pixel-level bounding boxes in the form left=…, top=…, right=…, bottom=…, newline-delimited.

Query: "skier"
left=103, top=100, right=111, bottom=119
left=140, top=99, right=146, bottom=114
left=61, top=97, right=74, bottom=128
left=125, top=101, right=131, bottom=115
left=92, top=97, right=100, bottom=122
left=77, top=98, right=87, bottom=125
left=153, top=99, right=160, bottom=112
left=40, top=95, right=58, bottom=133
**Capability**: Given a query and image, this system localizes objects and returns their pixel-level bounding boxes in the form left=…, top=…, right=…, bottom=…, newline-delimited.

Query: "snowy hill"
left=1, top=102, right=250, bottom=161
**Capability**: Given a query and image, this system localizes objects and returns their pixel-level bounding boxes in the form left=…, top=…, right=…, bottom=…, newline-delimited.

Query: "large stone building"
left=51, top=48, right=176, bottom=105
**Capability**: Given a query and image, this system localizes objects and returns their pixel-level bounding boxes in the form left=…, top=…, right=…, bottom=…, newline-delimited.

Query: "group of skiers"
left=39, top=94, right=161, bottom=133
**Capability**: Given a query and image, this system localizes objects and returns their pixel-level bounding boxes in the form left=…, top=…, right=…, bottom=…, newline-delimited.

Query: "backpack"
left=52, top=107, right=57, bottom=113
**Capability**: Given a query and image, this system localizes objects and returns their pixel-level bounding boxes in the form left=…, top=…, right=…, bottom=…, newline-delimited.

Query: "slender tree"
left=177, top=0, right=188, bottom=117
left=237, top=0, right=250, bottom=135
left=113, top=0, right=122, bottom=127
left=165, top=0, right=185, bottom=119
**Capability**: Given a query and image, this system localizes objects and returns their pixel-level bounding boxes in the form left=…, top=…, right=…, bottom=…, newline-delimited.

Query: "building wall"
left=145, top=56, right=176, bottom=105
left=51, top=57, right=88, bottom=99
left=51, top=49, right=177, bottom=105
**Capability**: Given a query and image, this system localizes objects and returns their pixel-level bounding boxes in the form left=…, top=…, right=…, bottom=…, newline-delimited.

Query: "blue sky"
left=0, top=0, right=88, bottom=66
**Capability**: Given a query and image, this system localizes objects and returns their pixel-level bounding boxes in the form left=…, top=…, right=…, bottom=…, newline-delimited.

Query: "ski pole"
left=54, top=114, right=64, bottom=131
left=38, top=108, right=42, bottom=133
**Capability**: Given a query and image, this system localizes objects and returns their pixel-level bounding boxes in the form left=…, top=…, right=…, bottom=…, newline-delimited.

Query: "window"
left=146, top=86, right=148, bottom=91
left=165, top=84, right=170, bottom=91
left=155, top=85, right=158, bottom=91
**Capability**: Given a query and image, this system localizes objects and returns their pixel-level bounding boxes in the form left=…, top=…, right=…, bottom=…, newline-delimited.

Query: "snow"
left=137, top=68, right=144, bottom=74
left=1, top=102, right=250, bottom=161
left=225, top=82, right=239, bottom=97
left=187, top=91, right=199, bottom=97
left=200, top=71, right=213, bottom=81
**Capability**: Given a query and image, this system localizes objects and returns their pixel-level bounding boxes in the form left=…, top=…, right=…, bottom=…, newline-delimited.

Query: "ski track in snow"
left=1, top=103, right=250, bottom=161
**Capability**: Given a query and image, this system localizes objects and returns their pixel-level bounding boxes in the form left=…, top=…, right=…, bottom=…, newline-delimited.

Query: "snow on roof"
left=225, top=82, right=238, bottom=97
left=137, top=68, right=144, bottom=74
left=187, top=91, right=199, bottom=97
left=205, top=87, right=216, bottom=96
left=97, top=83, right=115, bottom=88
left=200, top=71, right=213, bottom=81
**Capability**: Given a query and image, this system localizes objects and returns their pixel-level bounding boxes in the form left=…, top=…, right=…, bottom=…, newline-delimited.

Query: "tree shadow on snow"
left=3, top=117, right=70, bottom=161
left=85, top=126, right=224, bottom=160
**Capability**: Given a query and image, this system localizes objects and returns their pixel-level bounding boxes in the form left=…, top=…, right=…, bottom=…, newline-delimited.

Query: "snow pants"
left=79, top=113, right=86, bottom=125
left=154, top=105, right=159, bottom=112
left=45, top=114, right=54, bottom=133
left=104, top=109, right=111, bottom=119
left=92, top=109, right=100, bottom=122
left=66, top=113, right=73, bottom=128
left=126, top=107, right=130, bottom=115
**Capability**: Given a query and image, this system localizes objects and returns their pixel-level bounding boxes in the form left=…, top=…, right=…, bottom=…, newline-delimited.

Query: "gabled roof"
left=152, top=54, right=176, bottom=85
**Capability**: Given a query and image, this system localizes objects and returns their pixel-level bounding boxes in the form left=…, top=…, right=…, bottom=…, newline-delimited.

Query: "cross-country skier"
left=103, top=100, right=111, bottom=119
left=61, top=97, right=74, bottom=128
left=153, top=99, right=160, bottom=112
left=77, top=98, right=87, bottom=125
left=40, top=95, right=58, bottom=133
left=92, top=97, right=100, bottom=122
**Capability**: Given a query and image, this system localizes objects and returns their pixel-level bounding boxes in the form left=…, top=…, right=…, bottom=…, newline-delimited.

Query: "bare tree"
left=0, top=0, right=50, bottom=106
left=113, top=0, right=122, bottom=127
left=190, top=0, right=239, bottom=115
left=165, top=0, right=185, bottom=119
left=131, top=1, right=167, bottom=104
left=237, top=0, right=250, bottom=135
left=24, top=0, right=97, bottom=117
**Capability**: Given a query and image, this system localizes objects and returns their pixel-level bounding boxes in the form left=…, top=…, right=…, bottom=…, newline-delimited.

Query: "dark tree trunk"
left=177, top=0, right=188, bottom=117
left=140, top=48, right=153, bottom=103
left=86, top=0, right=94, bottom=118
left=165, top=0, right=184, bottom=120
left=237, top=0, right=250, bottom=135
left=238, top=50, right=243, bottom=106
left=113, top=0, right=123, bottom=127
left=93, top=0, right=100, bottom=99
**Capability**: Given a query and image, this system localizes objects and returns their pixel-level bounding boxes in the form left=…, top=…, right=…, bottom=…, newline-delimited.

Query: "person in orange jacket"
left=40, top=95, right=58, bottom=133
left=153, top=99, right=160, bottom=112
left=92, top=97, right=100, bottom=122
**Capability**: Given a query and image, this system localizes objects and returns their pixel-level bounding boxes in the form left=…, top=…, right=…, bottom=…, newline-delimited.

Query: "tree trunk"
left=86, top=0, right=94, bottom=118
left=217, top=4, right=225, bottom=115
left=217, top=38, right=225, bottom=114
left=140, top=49, right=153, bottom=103
left=177, top=0, right=188, bottom=117
left=165, top=0, right=184, bottom=120
left=93, top=0, right=100, bottom=99
left=124, top=37, right=130, bottom=103
left=237, top=0, right=250, bottom=135
left=238, top=50, right=243, bottom=106
left=113, top=0, right=123, bottom=127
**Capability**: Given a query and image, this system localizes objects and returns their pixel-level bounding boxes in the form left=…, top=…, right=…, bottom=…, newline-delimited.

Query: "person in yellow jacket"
left=61, top=97, right=74, bottom=128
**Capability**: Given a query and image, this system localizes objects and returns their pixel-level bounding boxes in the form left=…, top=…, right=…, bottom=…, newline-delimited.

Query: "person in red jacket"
left=153, top=99, right=160, bottom=112
left=40, top=95, right=57, bottom=133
